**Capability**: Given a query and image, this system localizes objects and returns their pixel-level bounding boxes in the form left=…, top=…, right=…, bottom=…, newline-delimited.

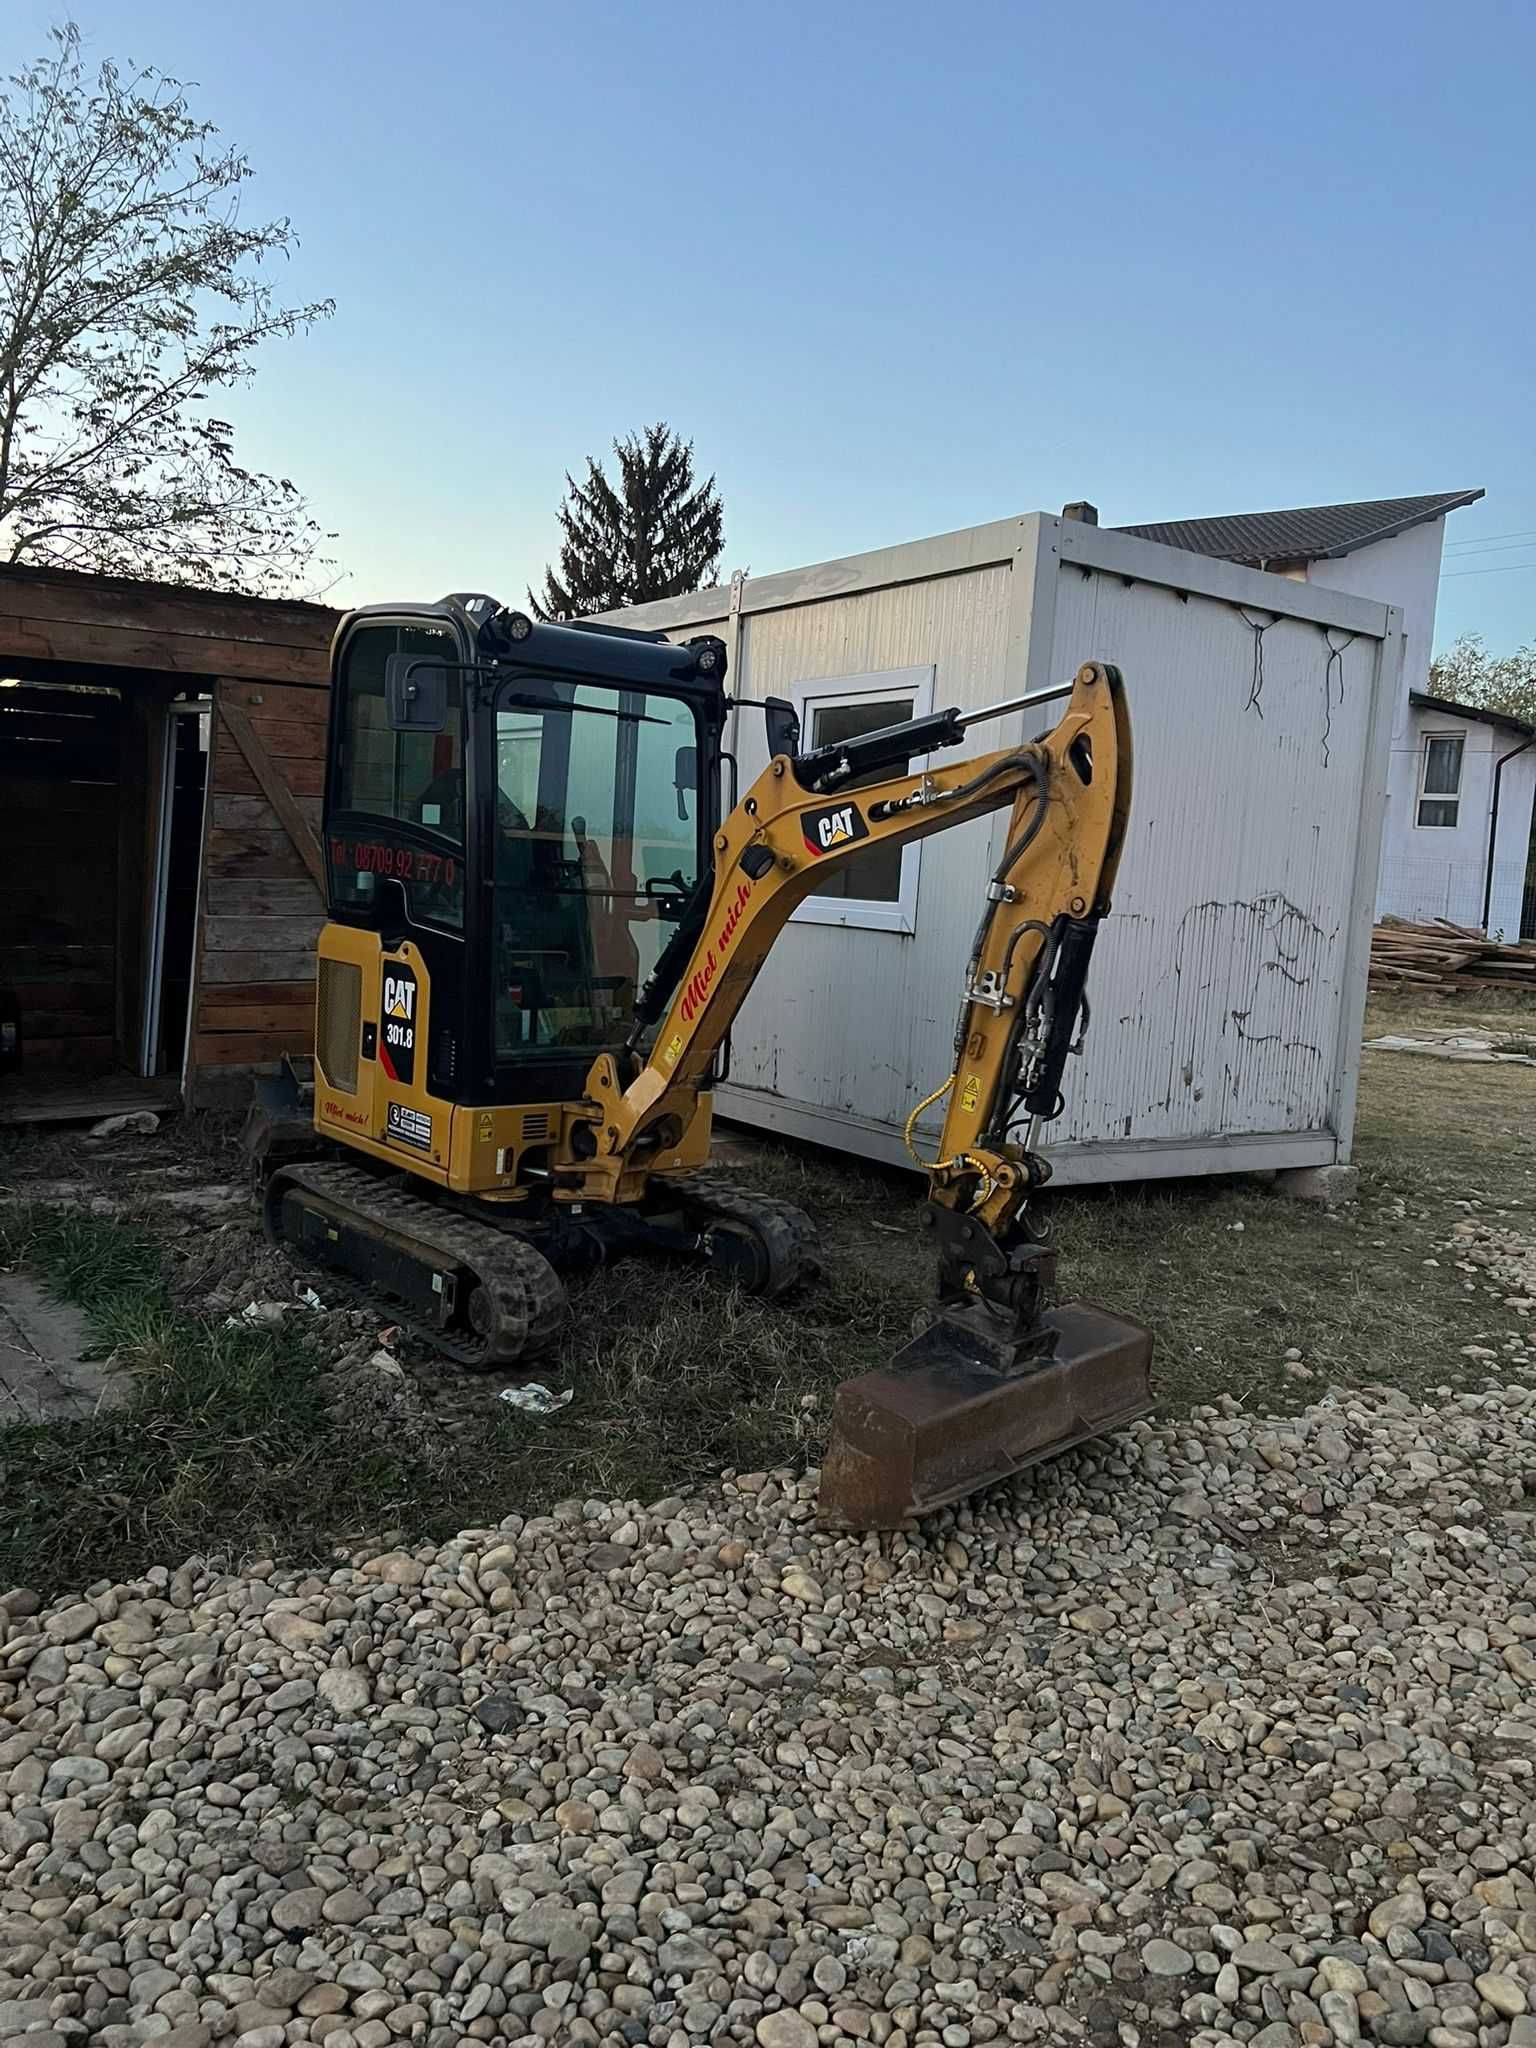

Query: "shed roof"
left=1410, top=689, right=1536, bottom=740
left=0, top=556, right=337, bottom=621
left=0, top=560, right=338, bottom=686
left=1115, top=489, right=1485, bottom=566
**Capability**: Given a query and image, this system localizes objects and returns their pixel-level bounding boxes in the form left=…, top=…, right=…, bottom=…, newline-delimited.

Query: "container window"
left=1416, top=731, right=1464, bottom=829
left=791, top=667, right=935, bottom=934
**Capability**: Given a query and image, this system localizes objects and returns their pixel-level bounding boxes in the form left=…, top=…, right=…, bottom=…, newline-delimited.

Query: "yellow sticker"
left=959, top=1073, right=982, bottom=1113
left=663, top=1034, right=684, bottom=1068
left=476, top=1112, right=494, bottom=1144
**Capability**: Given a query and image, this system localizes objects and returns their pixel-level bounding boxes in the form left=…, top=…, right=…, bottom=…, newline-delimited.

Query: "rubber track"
left=653, top=1172, right=819, bottom=1300
left=267, top=1160, right=568, bottom=1368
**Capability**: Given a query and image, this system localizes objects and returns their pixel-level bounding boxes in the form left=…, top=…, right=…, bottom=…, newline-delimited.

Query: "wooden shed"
left=0, top=564, right=339, bottom=1116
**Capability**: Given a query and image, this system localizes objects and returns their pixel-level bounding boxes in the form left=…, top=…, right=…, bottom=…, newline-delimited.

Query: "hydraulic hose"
left=953, top=760, right=1049, bottom=1055
left=901, top=1072, right=997, bottom=1211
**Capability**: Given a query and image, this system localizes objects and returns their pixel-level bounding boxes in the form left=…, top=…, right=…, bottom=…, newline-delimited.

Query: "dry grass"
left=736, top=988, right=1536, bottom=1421
left=1365, top=983, right=1536, bottom=1038
left=2, top=991, right=1534, bottom=1594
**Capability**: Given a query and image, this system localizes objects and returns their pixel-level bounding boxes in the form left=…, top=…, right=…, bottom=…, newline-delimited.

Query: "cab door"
left=322, top=614, right=474, bottom=1180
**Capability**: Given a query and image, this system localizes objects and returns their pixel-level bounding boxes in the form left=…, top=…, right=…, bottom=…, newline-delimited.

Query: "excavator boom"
left=570, top=658, right=1152, bottom=1526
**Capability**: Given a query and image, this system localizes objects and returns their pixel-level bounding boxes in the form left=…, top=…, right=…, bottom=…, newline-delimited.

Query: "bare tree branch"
left=0, top=23, right=335, bottom=595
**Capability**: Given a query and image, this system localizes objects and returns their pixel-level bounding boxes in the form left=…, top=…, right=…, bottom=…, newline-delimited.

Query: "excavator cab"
left=320, top=596, right=729, bottom=1153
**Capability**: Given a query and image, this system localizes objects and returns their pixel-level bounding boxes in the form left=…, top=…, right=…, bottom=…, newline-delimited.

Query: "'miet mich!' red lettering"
left=679, top=881, right=753, bottom=1025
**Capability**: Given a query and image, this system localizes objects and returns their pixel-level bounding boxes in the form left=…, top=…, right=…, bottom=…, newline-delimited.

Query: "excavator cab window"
left=328, top=621, right=467, bottom=929
left=492, top=679, right=701, bottom=1060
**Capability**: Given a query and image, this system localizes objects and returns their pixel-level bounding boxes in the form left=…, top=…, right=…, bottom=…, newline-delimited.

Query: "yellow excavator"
left=251, top=595, right=1153, bottom=1526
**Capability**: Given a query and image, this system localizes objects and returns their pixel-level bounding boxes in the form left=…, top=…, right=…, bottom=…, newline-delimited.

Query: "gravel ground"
left=3, top=1363, right=1536, bottom=2048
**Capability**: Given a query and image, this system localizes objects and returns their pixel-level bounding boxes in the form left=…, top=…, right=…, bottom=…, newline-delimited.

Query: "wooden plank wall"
left=187, top=676, right=329, bottom=1105
left=0, top=565, right=340, bottom=1108
left=0, top=682, right=123, bottom=1069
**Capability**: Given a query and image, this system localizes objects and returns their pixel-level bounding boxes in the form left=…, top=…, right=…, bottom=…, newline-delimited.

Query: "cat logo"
left=802, top=801, right=871, bottom=857
left=378, top=961, right=418, bottom=1086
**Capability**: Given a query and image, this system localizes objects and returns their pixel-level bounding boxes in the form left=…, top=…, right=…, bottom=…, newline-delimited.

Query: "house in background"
left=1382, top=691, right=1535, bottom=937
left=1117, top=489, right=1536, bottom=938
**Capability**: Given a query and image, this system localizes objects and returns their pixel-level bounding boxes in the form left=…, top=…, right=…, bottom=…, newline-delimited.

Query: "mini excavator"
left=251, top=596, right=1153, bottom=1526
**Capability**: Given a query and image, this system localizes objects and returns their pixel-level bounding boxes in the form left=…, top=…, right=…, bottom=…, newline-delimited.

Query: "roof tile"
left=1115, top=490, right=1484, bottom=565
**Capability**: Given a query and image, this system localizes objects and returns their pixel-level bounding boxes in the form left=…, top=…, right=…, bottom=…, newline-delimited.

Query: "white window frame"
left=1415, top=729, right=1465, bottom=830
left=790, top=665, right=935, bottom=934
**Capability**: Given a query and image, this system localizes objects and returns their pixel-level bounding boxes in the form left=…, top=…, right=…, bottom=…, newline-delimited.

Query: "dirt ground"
left=1, top=982, right=1534, bottom=1597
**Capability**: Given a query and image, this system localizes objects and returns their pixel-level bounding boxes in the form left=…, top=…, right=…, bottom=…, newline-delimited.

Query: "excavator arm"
left=574, top=660, right=1152, bottom=1526
left=579, top=661, right=1128, bottom=1220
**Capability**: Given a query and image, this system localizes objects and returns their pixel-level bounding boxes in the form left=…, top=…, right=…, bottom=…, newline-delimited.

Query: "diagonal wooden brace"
left=218, top=695, right=325, bottom=890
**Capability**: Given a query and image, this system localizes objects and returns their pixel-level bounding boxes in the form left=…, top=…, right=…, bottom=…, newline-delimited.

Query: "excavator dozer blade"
left=817, top=1301, right=1153, bottom=1530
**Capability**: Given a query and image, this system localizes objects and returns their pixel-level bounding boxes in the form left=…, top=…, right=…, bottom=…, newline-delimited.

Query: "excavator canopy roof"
left=336, top=593, right=729, bottom=699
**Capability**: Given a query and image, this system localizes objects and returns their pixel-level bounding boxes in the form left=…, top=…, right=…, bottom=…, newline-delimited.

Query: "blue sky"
left=5, top=0, right=1534, bottom=651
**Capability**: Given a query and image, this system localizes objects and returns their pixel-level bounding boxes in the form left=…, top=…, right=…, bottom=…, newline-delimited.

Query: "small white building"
left=1380, top=692, right=1535, bottom=938
left=1121, top=489, right=1536, bottom=938
left=605, top=513, right=1405, bottom=1183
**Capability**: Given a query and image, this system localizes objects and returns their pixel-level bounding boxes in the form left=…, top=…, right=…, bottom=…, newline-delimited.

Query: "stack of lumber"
left=1370, top=915, right=1536, bottom=988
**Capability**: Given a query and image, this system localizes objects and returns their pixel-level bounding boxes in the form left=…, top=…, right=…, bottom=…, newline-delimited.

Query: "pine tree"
left=531, top=424, right=724, bottom=620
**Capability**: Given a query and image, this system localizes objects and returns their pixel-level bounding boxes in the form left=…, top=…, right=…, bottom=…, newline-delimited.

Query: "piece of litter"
left=225, top=1300, right=287, bottom=1329
left=298, top=1286, right=325, bottom=1311
left=376, top=1325, right=401, bottom=1351
left=497, top=1382, right=573, bottom=1415
left=87, top=1110, right=160, bottom=1140
left=368, top=1349, right=405, bottom=1379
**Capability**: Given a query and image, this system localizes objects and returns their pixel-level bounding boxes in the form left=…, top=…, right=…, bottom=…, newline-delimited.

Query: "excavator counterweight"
left=250, top=594, right=1152, bottom=1529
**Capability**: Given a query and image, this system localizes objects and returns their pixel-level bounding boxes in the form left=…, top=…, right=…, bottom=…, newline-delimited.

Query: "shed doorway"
left=0, top=676, right=208, bottom=1120
left=140, top=700, right=210, bottom=1079
left=0, top=677, right=123, bottom=1074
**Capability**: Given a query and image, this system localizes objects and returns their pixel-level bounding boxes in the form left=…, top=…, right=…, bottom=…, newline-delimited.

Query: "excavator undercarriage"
left=250, top=593, right=1152, bottom=1528
left=262, top=1154, right=816, bottom=1361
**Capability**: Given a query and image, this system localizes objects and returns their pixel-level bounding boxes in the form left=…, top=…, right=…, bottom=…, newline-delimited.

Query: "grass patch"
left=491, top=1249, right=927, bottom=1507
left=711, top=1011, right=1536, bottom=1424
left=4, top=992, right=1536, bottom=1593
left=0, top=1205, right=408, bottom=1597
left=0, top=1193, right=930, bottom=1599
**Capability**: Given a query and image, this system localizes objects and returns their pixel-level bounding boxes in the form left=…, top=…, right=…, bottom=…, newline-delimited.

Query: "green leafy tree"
left=1429, top=632, right=1536, bottom=724
left=532, top=423, right=724, bottom=620
left=0, top=24, right=333, bottom=593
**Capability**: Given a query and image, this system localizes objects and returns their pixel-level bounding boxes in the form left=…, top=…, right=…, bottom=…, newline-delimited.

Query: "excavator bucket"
left=817, top=1300, right=1153, bottom=1529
